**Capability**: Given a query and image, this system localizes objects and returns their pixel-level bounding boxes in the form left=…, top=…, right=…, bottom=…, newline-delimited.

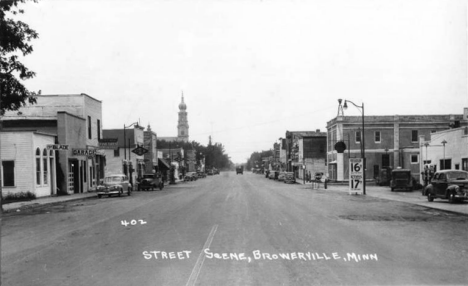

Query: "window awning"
left=158, top=158, right=171, bottom=169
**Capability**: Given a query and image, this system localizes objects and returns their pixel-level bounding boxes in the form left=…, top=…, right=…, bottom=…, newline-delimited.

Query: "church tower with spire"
left=177, top=94, right=189, bottom=142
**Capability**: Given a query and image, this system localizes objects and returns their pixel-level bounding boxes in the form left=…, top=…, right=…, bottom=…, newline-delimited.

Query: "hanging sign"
left=132, top=146, right=149, bottom=156
left=349, top=158, right=363, bottom=195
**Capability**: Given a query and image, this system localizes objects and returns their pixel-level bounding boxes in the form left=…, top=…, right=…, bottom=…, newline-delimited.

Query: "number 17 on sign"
left=349, top=158, right=363, bottom=195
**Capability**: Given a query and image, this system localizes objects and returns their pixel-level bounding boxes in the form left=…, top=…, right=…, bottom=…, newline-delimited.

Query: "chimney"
left=316, top=129, right=320, bottom=133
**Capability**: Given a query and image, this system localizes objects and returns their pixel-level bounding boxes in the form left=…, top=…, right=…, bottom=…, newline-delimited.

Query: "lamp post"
left=441, top=140, right=447, bottom=170
left=343, top=99, right=366, bottom=195
left=423, top=142, right=429, bottom=164
left=123, top=122, right=139, bottom=184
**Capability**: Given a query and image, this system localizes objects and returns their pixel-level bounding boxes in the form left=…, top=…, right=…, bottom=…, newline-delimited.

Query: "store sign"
left=349, top=158, right=363, bottom=195
left=99, top=138, right=118, bottom=149
left=132, top=146, right=149, bottom=156
left=72, top=149, right=97, bottom=156
left=47, top=144, right=69, bottom=150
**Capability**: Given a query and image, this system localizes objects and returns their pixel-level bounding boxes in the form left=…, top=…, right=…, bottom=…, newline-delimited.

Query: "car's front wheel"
left=427, top=193, right=434, bottom=202
left=449, top=193, right=456, bottom=204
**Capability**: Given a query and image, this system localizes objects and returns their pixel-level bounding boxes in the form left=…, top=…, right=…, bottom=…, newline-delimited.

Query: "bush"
left=2, top=192, right=36, bottom=204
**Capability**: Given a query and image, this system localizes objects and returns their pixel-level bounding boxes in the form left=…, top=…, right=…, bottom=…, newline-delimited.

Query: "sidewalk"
left=297, top=180, right=468, bottom=215
left=2, top=178, right=185, bottom=212
left=2, top=192, right=97, bottom=212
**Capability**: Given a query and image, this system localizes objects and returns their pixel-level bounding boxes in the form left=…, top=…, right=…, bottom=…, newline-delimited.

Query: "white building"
left=419, top=127, right=468, bottom=177
left=1, top=131, right=57, bottom=198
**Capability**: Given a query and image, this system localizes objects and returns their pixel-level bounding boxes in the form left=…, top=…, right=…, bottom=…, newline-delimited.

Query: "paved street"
left=2, top=172, right=468, bottom=286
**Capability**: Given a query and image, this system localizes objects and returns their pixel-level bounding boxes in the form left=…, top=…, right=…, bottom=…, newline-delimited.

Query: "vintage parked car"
left=207, top=169, right=214, bottom=176
left=268, top=171, right=275, bottom=179
left=390, top=169, right=414, bottom=192
left=97, top=174, right=132, bottom=198
left=375, top=167, right=392, bottom=186
left=284, top=172, right=295, bottom=184
left=425, top=170, right=468, bottom=203
left=213, top=168, right=220, bottom=175
left=138, top=173, right=164, bottom=191
left=185, top=172, right=198, bottom=181
left=197, top=171, right=206, bottom=178
left=278, top=172, right=286, bottom=182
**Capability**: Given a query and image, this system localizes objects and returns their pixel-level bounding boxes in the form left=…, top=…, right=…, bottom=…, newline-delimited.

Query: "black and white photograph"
left=1, top=0, right=468, bottom=285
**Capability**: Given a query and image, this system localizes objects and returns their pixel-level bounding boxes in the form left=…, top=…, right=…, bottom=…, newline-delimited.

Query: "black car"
left=138, top=174, right=164, bottom=191
left=425, top=170, right=468, bottom=203
left=236, top=166, right=243, bottom=175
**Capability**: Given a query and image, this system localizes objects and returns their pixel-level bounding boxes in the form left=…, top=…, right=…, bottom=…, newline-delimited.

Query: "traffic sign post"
left=349, top=158, right=364, bottom=195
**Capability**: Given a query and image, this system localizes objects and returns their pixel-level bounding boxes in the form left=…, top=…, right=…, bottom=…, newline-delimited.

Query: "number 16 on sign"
left=349, top=158, right=363, bottom=195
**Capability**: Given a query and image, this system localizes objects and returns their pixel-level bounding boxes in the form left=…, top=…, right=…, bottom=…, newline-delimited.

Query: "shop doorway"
left=69, top=159, right=80, bottom=194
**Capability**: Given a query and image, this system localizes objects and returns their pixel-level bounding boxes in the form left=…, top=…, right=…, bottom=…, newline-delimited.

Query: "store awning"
left=158, top=158, right=171, bottom=169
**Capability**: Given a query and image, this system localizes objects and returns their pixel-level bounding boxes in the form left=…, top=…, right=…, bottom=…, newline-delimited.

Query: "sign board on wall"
left=99, top=138, right=118, bottom=149
left=47, top=144, right=69, bottom=150
left=349, top=158, right=363, bottom=195
left=72, top=149, right=97, bottom=156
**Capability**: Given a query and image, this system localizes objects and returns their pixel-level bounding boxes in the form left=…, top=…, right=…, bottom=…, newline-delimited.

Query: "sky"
left=17, top=0, right=468, bottom=163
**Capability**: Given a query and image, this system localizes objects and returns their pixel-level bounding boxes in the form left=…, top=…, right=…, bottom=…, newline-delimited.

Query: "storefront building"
left=1, top=130, right=57, bottom=198
left=2, top=94, right=104, bottom=195
left=102, top=125, right=145, bottom=187
left=419, top=127, right=468, bottom=178
left=285, top=130, right=327, bottom=180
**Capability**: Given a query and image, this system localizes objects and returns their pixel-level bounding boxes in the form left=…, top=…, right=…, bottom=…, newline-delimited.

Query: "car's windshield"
left=104, top=176, right=123, bottom=183
left=446, top=171, right=468, bottom=180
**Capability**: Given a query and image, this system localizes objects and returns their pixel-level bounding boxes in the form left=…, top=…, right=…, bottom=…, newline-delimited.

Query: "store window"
left=2, top=161, right=15, bottom=187
left=97, top=119, right=101, bottom=140
left=374, top=131, right=381, bottom=143
left=355, top=131, right=361, bottom=143
left=36, top=148, right=41, bottom=185
left=411, top=130, right=418, bottom=142
left=43, top=148, right=48, bottom=185
left=88, top=116, right=92, bottom=139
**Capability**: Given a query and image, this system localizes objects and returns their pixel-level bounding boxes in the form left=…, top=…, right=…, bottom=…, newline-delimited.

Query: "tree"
left=1, top=0, right=40, bottom=115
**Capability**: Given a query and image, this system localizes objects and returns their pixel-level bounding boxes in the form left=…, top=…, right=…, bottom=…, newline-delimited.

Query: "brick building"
left=326, top=114, right=467, bottom=183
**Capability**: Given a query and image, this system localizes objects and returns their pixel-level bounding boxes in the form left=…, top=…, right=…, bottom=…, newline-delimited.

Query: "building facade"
left=285, top=130, right=327, bottom=180
left=419, top=127, right=468, bottom=177
left=102, top=125, right=145, bottom=187
left=2, top=94, right=104, bottom=195
left=326, top=114, right=467, bottom=182
left=1, top=131, right=57, bottom=198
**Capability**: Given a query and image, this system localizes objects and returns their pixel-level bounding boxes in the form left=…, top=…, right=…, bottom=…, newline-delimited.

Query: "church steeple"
left=177, top=92, right=189, bottom=142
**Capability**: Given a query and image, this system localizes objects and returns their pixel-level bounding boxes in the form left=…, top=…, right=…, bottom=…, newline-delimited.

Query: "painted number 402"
left=121, top=220, right=147, bottom=226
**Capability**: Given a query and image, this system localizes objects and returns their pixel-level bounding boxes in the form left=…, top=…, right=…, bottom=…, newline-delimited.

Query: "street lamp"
left=123, top=122, right=139, bottom=182
left=441, top=140, right=447, bottom=170
left=342, top=99, right=366, bottom=195
left=423, top=142, right=429, bottom=164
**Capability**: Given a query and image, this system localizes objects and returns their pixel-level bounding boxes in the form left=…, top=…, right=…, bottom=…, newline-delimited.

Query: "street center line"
left=185, top=224, right=218, bottom=286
